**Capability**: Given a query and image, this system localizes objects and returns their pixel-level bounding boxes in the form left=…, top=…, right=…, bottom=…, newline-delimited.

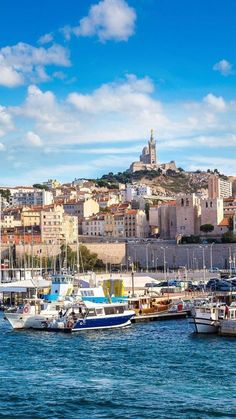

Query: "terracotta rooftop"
left=218, top=218, right=230, bottom=227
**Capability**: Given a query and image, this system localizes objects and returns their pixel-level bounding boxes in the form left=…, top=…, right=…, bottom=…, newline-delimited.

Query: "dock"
left=131, top=310, right=190, bottom=323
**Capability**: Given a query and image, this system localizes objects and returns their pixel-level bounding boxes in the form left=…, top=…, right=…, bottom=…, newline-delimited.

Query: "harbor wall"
left=1, top=242, right=235, bottom=270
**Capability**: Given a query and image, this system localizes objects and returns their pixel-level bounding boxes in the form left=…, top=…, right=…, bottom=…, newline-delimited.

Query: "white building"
left=123, top=184, right=152, bottom=202
left=10, top=189, right=53, bottom=207
left=208, top=174, right=232, bottom=199
left=82, top=215, right=105, bottom=236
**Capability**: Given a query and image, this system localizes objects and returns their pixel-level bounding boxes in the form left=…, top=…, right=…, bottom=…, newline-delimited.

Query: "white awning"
left=0, top=278, right=51, bottom=293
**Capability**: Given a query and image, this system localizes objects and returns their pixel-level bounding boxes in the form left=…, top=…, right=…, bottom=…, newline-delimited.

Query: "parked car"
left=145, top=282, right=160, bottom=288
left=208, top=267, right=220, bottom=273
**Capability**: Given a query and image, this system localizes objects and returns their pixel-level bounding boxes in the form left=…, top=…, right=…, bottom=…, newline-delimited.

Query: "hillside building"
left=129, top=130, right=177, bottom=174
left=208, top=174, right=232, bottom=199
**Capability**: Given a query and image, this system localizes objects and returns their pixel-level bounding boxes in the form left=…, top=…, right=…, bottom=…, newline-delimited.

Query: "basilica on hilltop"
left=129, top=130, right=177, bottom=173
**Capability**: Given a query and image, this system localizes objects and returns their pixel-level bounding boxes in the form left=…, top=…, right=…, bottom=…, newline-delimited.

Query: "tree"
left=79, top=245, right=104, bottom=271
left=32, top=183, right=49, bottom=191
left=0, top=189, right=11, bottom=202
left=144, top=202, right=150, bottom=221
left=200, top=224, right=214, bottom=234
left=222, top=231, right=236, bottom=243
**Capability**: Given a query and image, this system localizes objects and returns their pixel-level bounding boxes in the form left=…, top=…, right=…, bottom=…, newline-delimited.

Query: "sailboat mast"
left=0, top=195, right=1, bottom=283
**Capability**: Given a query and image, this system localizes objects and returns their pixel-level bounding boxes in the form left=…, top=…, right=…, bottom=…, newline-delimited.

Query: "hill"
left=93, top=169, right=212, bottom=196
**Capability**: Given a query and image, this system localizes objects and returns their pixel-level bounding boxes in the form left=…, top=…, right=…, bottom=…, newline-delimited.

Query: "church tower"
left=148, top=129, right=157, bottom=165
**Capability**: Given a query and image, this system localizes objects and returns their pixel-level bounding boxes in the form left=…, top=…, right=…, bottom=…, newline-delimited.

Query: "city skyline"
left=0, top=0, right=236, bottom=185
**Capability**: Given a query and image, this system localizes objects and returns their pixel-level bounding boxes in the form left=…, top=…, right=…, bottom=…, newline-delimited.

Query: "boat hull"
left=5, top=313, right=56, bottom=330
left=190, top=317, right=219, bottom=334
left=72, top=312, right=134, bottom=332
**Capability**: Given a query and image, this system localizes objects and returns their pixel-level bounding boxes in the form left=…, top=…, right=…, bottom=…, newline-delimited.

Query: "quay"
left=131, top=310, right=190, bottom=323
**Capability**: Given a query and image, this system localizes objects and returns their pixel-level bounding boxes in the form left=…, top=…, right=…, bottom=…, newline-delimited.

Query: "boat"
left=46, top=301, right=135, bottom=332
left=190, top=302, right=227, bottom=334
left=4, top=298, right=69, bottom=330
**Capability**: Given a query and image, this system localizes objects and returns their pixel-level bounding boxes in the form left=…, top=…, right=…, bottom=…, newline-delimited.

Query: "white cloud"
left=187, top=156, right=236, bottom=175
left=0, top=105, right=13, bottom=137
left=26, top=131, right=43, bottom=147
left=203, top=93, right=226, bottom=112
left=213, top=59, right=233, bottom=76
left=0, top=142, right=5, bottom=151
left=67, top=74, right=157, bottom=114
left=64, top=0, right=136, bottom=42
left=0, top=62, right=23, bottom=87
left=38, top=33, right=54, bottom=45
left=14, top=84, right=81, bottom=135
left=0, top=42, right=70, bottom=87
left=6, top=74, right=236, bottom=179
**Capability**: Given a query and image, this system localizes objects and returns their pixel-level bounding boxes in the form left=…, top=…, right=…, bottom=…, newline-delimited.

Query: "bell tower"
left=148, top=129, right=157, bottom=165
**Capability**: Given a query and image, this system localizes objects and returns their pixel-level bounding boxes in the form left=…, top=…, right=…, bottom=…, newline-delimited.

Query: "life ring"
left=23, top=305, right=30, bottom=314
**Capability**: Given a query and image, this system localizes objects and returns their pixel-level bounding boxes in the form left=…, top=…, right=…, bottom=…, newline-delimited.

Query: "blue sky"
left=0, top=0, right=236, bottom=185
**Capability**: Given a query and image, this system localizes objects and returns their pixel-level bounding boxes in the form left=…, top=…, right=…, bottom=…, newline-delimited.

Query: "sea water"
left=0, top=313, right=236, bottom=418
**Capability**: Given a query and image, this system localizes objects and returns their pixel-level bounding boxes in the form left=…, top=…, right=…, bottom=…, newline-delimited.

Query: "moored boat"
left=190, top=303, right=227, bottom=334
left=47, top=301, right=135, bottom=332
left=5, top=298, right=68, bottom=330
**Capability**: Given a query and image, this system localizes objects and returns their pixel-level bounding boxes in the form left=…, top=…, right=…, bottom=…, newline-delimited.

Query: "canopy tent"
left=0, top=279, right=51, bottom=293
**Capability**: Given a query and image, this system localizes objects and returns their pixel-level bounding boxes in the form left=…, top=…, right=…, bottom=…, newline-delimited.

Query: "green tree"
left=144, top=202, right=150, bottom=221
left=0, top=189, right=11, bottom=202
left=79, top=245, right=104, bottom=271
left=200, top=224, right=214, bottom=234
left=33, top=183, right=49, bottom=191
left=222, top=232, right=236, bottom=243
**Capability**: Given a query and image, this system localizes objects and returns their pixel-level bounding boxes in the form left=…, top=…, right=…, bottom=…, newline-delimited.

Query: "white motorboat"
left=190, top=303, right=227, bottom=334
left=43, top=301, right=135, bottom=332
left=5, top=298, right=68, bottom=329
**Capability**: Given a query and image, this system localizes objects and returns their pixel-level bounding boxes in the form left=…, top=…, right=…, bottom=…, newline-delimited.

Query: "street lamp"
left=145, top=243, right=150, bottom=272
left=210, top=242, right=214, bottom=271
left=199, top=246, right=206, bottom=291
left=156, top=257, right=158, bottom=273
left=186, top=248, right=190, bottom=270
left=229, top=247, right=232, bottom=278
left=161, top=247, right=168, bottom=282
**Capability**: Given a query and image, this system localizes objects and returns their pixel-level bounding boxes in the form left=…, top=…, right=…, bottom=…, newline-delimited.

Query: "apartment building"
left=40, top=205, right=77, bottom=244
left=208, top=174, right=232, bottom=199
left=82, top=214, right=105, bottom=236
left=1, top=225, right=41, bottom=245
left=124, top=209, right=149, bottom=238
left=10, top=188, right=53, bottom=207
left=63, top=198, right=99, bottom=218
left=104, top=212, right=125, bottom=237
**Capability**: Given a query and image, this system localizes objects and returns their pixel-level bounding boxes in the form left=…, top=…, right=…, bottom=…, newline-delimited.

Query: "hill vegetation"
left=92, top=168, right=213, bottom=196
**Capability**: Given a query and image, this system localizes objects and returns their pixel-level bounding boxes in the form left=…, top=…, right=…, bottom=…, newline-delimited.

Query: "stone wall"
left=126, top=243, right=236, bottom=270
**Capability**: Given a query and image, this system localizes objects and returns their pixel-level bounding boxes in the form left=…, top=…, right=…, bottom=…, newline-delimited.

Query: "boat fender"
left=66, top=320, right=74, bottom=329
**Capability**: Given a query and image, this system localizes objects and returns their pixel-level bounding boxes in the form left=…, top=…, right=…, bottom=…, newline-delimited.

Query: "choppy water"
left=0, top=313, right=236, bottom=418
